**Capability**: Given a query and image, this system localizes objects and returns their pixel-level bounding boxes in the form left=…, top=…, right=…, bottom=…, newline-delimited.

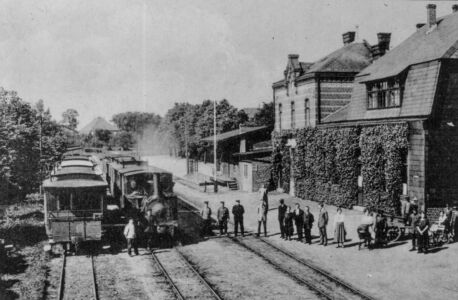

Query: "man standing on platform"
left=293, top=203, right=304, bottom=241
left=201, top=201, right=212, bottom=236
left=318, top=202, right=329, bottom=246
left=257, top=199, right=268, bottom=237
left=303, top=206, right=314, bottom=244
left=278, top=199, right=287, bottom=239
left=232, top=200, right=245, bottom=237
left=124, top=218, right=139, bottom=256
left=259, top=183, right=269, bottom=211
left=217, top=201, right=230, bottom=236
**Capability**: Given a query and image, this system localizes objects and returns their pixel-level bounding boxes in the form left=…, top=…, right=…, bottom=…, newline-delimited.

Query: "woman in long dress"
left=284, top=206, right=294, bottom=241
left=333, top=207, right=346, bottom=248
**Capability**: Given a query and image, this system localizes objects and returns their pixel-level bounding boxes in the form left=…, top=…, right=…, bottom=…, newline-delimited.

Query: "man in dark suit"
left=293, top=203, right=304, bottom=241
left=303, top=206, right=314, bottom=244
left=318, top=202, right=329, bottom=246
left=278, top=199, right=287, bottom=239
left=232, top=200, right=245, bottom=237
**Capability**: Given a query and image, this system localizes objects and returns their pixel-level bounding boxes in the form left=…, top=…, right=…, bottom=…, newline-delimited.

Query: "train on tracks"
left=43, top=149, right=178, bottom=252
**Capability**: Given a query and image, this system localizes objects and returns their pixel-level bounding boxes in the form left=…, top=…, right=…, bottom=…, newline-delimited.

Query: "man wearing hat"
left=232, top=200, right=245, bottom=237
left=201, top=201, right=212, bottom=236
left=217, top=201, right=230, bottom=236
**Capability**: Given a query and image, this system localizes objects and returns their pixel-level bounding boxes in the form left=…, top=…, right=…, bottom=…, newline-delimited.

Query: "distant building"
left=201, top=126, right=273, bottom=192
left=272, top=31, right=382, bottom=131
left=79, top=117, right=119, bottom=135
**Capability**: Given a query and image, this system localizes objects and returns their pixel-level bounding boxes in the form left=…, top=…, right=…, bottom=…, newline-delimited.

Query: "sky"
left=0, top=0, right=457, bottom=128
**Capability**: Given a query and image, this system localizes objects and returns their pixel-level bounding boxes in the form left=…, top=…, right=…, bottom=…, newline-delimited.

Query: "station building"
left=273, top=4, right=458, bottom=214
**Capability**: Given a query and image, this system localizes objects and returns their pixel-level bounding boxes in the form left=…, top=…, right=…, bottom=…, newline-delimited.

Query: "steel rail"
left=151, top=251, right=186, bottom=300
left=90, top=254, right=99, bottom=300
left=229, top=236, right=331, bottom=299
left=257, top=237, right=375, bottom=300
left=174, top=248, right=223, bottom=300
left=57, top=251, right=66, bottom=300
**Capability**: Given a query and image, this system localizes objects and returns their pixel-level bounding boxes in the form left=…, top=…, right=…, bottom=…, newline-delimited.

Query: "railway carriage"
left=43, top=166, right=108, bottom=252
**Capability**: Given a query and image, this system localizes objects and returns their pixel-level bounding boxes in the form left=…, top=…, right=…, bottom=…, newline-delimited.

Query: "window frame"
left=366, top=77, right=404, bottom=110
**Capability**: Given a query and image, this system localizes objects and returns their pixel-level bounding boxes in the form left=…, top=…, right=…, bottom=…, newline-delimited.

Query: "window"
left=367, top=77, right=403, bottom=109
left=304, top=98, right=310, bottom=126
left=278, top=103, right=282, bottom=131
left=291, top=101, right=295, bottom=129
left=243, top=164, right=248, bottom=178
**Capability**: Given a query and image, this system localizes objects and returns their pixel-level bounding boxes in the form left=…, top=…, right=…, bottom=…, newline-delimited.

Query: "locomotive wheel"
left=387, top=226, right=402, bottom=243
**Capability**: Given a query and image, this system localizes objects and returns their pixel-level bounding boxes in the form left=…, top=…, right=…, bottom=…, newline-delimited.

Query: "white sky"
left=0, top=0, right=456, bottom=127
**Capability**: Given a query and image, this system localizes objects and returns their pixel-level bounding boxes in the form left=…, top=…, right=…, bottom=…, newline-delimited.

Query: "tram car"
left=105, top=155, right=178, bottom=239
left=43, top=164, right=108, bottom=252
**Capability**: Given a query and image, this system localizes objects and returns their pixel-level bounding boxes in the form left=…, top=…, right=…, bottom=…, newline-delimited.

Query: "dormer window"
left=367, top=77, right=403, bottom=109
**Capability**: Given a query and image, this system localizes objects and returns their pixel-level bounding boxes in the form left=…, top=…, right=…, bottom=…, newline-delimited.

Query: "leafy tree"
left=109, top=131, right=134, bottom=150
left=0, top=89, right=67, bottom=200
left=112, top=112, right=162, bottom=134
left=95, top=129, right=112, bottom=145
left=61, top=108, right=79, bottom=130
left=248, top=102, right=274, bottom=126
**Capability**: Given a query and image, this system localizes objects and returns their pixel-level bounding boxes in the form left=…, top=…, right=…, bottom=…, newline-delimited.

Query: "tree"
left=109, top=131, right=134, bottom=150
left=62, top=108, right=79, bottom=130
left=0, top=89, right=67, bottom=200
left=112, top=112, right=162, bottom=134
left=251, top=102, right=274, bottom=126
left=95, top=129, right=112, bottom=145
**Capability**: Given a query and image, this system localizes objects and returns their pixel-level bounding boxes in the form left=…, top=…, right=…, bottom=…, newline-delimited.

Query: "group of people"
left=201, top=199, right=246, bottom=237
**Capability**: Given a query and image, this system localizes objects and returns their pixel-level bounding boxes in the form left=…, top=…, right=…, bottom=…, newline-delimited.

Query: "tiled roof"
left=359, top=12, right=458, bottom=82
left=201, top=126, right=270, bottom=142
left=302, top=43, right=372, bottom=75
left=79, top=117, right=119, bottom=134
left=323, top=60, right=441, bottom=124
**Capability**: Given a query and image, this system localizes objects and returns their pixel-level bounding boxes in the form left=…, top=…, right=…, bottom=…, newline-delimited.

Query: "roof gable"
left=359, top=12, right=458, bottom=82
left=80, top=117, right=119, bottom=134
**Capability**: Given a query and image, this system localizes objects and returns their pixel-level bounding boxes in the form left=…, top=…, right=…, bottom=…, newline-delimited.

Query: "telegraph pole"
left=185, top=116, right=189, bottom=175
left=213, top=100, right=218, bottom=193
left=39, top=112, right=43, bottom=195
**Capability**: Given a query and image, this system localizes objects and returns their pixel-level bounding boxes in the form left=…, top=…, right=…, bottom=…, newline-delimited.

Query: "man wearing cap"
left=278, top=199, right=287, bottom=239
left=217, top=201, right=230, bottom=236
left=201, top=201, right=212, bottom=236
left=232, top=200, right=245, bottom=237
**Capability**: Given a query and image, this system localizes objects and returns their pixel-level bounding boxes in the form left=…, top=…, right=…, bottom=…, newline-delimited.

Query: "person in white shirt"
left=124, top=218, right=138, bottom=256
left=333, top=207, right=346, bottom=248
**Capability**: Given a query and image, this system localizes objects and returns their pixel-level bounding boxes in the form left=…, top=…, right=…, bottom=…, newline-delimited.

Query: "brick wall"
left=319, top=80, right=354, bottom=120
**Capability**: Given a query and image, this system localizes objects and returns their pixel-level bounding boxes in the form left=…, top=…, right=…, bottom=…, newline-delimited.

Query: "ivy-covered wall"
left=272, top=123, right=409, bottom=213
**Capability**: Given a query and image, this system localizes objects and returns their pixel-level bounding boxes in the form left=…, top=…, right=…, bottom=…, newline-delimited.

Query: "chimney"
left=371, top=32, right=391, bottom=60
left=377, top=32, right=391, bottom=51
left=427, top=4, right=437, bottom=28
left=288, top=54, right=299, bottom=66
left=416, top=23, right=425, bottom=31
left=453, top=5, right=458, bottom=13
left=342, top=31, right=356, bottom=45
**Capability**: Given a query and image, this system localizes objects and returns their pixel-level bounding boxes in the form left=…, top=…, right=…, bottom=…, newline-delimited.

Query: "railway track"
left=230, top=235, right=375, bottom=300
left=176, top=195, right=375, bottom=299
left=151, top=248, right=222, bottom=300
left=57, top=252, right=99, bottom=300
